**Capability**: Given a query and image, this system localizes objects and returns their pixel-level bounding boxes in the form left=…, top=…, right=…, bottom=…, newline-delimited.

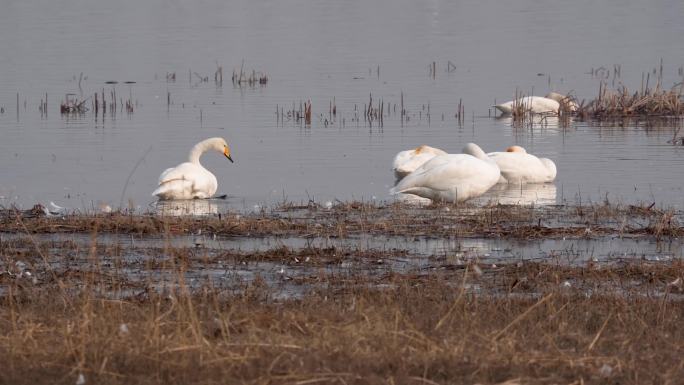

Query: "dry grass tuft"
left=577, top=82, right=684, bottom=119
left=2, top=259, right=684, bottom=384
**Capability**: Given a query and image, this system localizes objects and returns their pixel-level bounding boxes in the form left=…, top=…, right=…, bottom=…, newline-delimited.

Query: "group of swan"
left=151, top=137, right=556, bottom=204
left=391, top=143, right=556, bottom=203
left=494, top=92, right=578, bottom=115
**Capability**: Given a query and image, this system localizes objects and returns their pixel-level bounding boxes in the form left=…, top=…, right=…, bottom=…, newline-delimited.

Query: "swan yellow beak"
left=224, top=146, right=233, bottom=163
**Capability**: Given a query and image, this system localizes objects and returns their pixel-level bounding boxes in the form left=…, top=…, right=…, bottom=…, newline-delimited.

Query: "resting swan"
left=392, top=145, right=447, bottom=179
left=390, top=143, right=500, bottom=202
left=494, top=93, right=578, bottom=115
left=494, top=96, right=559, bottom=115
left=487, top=145, right=556, bottom=184
left=152, top=137, right=233, bottom=200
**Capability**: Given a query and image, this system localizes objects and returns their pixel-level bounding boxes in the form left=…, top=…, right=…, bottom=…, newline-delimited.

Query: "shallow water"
left=1, top=0, right=684, bottom=211
left=2, top=231, right=681, bottom=299
left=3, top=231, right=681, bottom=266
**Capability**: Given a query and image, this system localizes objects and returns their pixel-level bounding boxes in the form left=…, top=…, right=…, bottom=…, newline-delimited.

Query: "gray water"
left=1, top=0, right=684, bottom=211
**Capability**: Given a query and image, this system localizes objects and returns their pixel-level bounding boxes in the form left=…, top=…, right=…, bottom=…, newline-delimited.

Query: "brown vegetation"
left=1, top=202, right=683, bottom=384
left=1, top=255, right=683, bottom=384
left=1, top=201, right=681, bottom=240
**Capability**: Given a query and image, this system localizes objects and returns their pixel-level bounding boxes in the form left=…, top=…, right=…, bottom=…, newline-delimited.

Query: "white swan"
left=390, top=143, right=500, bottom=203
left=392, top=145, right=447, bottom=179
left=545, top=92, right=579, bottom=112
left=487, top=145, right=556, bottom=184
left=494, top=96, right=560, bottom=115
left=152, top=137, right=233, bottom=200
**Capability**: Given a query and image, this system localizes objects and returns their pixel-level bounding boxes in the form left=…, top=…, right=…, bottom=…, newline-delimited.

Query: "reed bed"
left=577, top=82, right=684, bottom=119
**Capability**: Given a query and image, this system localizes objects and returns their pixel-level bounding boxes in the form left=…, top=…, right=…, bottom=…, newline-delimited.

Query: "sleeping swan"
left=390, top=143, right=500, bottom=202
left=487, top=145, right=556, bottom=184
left=392, top=145, right=447, bottom=179
left=152, top=137, right=233, bottom=200
left=494, top=93, right=578, bottom=115
left=494, top=96, right=560, bottom=115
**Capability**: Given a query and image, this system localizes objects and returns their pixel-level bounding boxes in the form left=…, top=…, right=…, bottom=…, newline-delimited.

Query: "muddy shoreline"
left=1, top=202, right=683, bottom=384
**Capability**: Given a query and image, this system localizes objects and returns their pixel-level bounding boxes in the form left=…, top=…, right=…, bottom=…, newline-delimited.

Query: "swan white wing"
left=525, top=96, right=559, bottom=114
left=392, top=150, right=413, bottom=170
left=158, top=167, right=176, bottom=184
left=394, top=152, right=443, bottom=178
left=392, top=146, right=447, bottom=179
left=152, top=179, right=195, bottom=200
left=153, top=162, right=218, bottom=199
left=494, top=96, right=559, bottom=114
left=392, top=154, right=499, bottom=201
left=488, top=152, right=556, bottom=183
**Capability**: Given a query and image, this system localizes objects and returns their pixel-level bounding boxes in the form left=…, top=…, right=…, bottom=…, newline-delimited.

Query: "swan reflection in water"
left=495, top=115, right=572, bottom=131
left=395, top=183, right=557, bottom=207
left=155, top=199, right=222, bottom=216
left=483, top=183, right=557, bottom=206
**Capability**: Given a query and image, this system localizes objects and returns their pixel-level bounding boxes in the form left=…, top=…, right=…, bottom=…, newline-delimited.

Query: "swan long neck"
left=188, top=140, right=211, bottom=164
left=462, top=143, right=487, bottom=160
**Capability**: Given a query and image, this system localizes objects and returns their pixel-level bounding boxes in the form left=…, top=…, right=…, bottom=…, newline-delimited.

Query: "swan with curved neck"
left=391, top=143, right=500, bottom=203
left=392, top=145, right=447, bottom=179
left=152, top=137, right=233, bottom=200
left=487, top=145, right=556, bottom=184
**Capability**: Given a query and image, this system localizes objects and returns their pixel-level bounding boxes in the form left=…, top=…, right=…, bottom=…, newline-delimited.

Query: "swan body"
left=545, top=92, right=579, bottom=112
left=487, top=145, right=557, bottom=184
left=152, top=137, right=233, bottom=200
left=494, top=96, right=560, bottom=115
left=392, top=145, right=447, bottom=179
left=390, top=143, right=500, bottom=202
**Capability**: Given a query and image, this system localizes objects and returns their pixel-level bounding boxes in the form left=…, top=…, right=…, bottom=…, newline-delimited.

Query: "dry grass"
left=1, top=201, right=681, bottom=240
left=2, top=258, right=684, bottom=385
left=2, top=201, right=683, bottom=383
left=577, top=82, right=684, bottom=119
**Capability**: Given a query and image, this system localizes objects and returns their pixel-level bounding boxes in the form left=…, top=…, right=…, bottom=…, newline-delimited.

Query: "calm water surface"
left=1, top=0, right=684, bottom=211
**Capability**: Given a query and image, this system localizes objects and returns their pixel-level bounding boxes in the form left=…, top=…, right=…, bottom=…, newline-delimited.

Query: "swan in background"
left=487, top=145, right=557, bottom=184
left=545, top=92, right=579, bottom=112
left=152, top=137, right=233, bottom=200
left=392, top=145, right=447, bottom=179
left=494, top=93, right=578, bottom=115
left=390, top=143, right=500, bottom=202
left=494, top=96, right=560, bottom=115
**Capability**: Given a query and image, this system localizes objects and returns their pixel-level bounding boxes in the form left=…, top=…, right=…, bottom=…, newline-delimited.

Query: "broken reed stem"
left=492, top=292, right=554, bottom=340
left=587, top=312, right=613, bottom=352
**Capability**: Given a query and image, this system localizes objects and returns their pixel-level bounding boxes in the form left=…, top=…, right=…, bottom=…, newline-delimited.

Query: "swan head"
left=223, top=143, right=233, bottom=163
left=505, top=145, right=527, bottom=154
left=205, top=137, right=233, bottom=163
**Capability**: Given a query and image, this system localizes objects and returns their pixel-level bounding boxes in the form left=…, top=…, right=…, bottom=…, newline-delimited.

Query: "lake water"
left=1, top=0, right=684, bottom=212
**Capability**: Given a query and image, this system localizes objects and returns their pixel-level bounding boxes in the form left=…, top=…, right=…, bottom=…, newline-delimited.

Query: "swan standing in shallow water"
left=391, top=143, right=500, bottom=202
left=487, top=145, right=556, bottom=184
left=152, top=137, right=233, bottom=200
left=392, top=145, right=447, bottom=179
